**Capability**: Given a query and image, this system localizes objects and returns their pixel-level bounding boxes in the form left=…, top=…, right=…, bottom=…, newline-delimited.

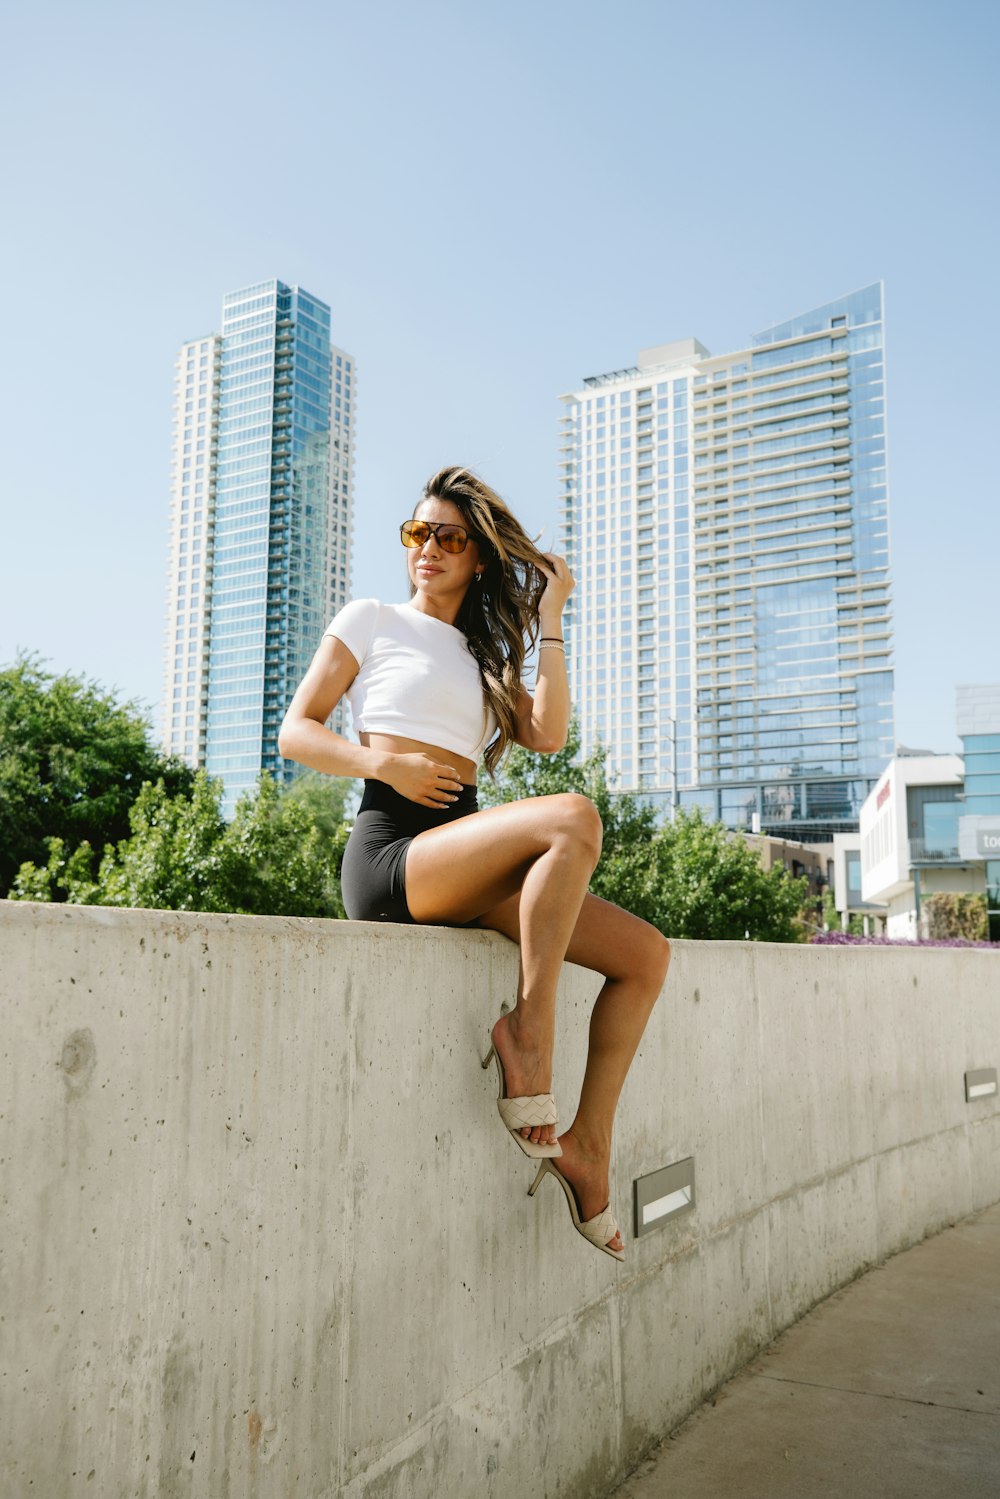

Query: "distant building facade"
left=830, top=831, right=886, bottom=931
left=859, top=686, right=1000, bottom=940
left=162, top=332, right=221, bottom=771
left=859, top=752, right=967, bottom=939
left=559, top=285, right=894, bottom=842
left=956, top=684, right=1000, bottom=941
left=162, top=280, right=355, bottom=811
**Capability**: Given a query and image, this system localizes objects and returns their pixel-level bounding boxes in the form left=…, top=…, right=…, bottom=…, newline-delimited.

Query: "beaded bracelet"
left=538, top=641, right=566, bottom=652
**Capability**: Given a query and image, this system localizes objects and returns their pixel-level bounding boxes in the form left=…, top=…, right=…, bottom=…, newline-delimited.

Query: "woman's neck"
left=407, top=594, right=464, bottom=629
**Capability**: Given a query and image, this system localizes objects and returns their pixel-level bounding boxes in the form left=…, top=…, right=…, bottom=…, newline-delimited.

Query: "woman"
left=278, top=466, right=670, bottom=1259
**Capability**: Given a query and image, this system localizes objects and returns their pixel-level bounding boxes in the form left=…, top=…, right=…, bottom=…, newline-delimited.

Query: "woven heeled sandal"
left=528, top=1157, right=624, bottom=1261
left=481, top=1040, right=562, bottom=1160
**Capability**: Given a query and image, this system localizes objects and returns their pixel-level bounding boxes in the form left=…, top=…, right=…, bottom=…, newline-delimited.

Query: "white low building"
left=859, top=753, right=979, bottom=939
left=831, top=831, right=886, bottom=932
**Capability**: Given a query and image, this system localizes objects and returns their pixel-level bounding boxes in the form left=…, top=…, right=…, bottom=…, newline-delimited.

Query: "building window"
left=987, top=861, right=1000, bottom=943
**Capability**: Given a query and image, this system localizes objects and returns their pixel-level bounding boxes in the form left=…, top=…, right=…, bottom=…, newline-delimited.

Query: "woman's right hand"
left=382, top=753, right=465, bottom=807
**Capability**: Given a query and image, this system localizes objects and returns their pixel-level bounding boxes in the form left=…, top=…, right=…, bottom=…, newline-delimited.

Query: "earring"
left=475, top=572, right=484, bottom=583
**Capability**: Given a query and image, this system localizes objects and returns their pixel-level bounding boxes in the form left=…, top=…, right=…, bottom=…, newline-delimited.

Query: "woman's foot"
left=491, top=1010, right=557, bottom=1151
left=553, top=1128, right=624, bottom=1255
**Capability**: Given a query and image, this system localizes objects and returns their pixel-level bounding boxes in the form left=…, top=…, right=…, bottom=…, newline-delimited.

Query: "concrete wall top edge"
left=3, top=898, right=1000, bottom=963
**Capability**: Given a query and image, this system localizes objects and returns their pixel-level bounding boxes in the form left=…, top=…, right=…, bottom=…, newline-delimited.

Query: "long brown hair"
left=415, top=466, right=549, bottom=778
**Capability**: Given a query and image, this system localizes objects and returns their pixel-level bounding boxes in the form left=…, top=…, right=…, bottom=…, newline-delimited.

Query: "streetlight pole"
left=664, top=715, right=678, bottom=821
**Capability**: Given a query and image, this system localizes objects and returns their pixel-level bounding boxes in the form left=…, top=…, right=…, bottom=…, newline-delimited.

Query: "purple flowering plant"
left=811, top=931, right=1000, bottom=950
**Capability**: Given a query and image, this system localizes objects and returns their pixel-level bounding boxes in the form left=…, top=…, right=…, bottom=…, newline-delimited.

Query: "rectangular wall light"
left=634, top=1157, right=695, bottom=1238
left=965, top=1068, right=998, bottom=1102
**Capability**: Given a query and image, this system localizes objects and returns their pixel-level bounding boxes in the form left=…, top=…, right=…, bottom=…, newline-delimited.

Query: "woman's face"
left=407, top=497, right=484, bottom=601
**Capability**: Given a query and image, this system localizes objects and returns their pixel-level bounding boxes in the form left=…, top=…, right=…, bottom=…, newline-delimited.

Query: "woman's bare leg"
left=403, top=794, right=604, bottom=1149
left=480, top=891, right=670, bottom=1253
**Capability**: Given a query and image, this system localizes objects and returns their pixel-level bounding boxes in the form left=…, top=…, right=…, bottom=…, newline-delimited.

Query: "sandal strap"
left=578, top=1205, right=620, bottom=1252
left=497, top=1093, right=558, bottom=1132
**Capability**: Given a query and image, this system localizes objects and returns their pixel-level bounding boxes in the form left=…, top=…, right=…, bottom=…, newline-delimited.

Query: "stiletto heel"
left=527, top=1160, right=547, bottom=1197
left=482, top=1027, right=561, bottom=1160
left=527, top=1158, right=624, bottom=1261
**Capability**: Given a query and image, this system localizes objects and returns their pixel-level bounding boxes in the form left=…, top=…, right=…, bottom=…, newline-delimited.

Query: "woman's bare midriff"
left=360, top=732, right=478, bottom=788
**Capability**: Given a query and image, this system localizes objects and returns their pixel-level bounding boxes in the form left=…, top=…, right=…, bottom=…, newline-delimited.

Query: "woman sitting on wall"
left=279, top=466, right=670, bottom=1259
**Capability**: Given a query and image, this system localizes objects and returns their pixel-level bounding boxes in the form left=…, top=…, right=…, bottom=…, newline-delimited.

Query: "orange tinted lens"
left=436, top=527, right=466, bottom=552
left=401, top=521, right=429, bottom=547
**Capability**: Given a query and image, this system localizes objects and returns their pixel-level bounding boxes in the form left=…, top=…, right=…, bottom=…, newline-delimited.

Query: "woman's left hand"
left=536, top=552, right=575, bottom=618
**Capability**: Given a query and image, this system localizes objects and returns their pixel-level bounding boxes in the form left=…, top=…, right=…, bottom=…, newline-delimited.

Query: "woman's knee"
left=552, top=793, right=603, bottom=863
left=640, top=927, right=671, bottom=994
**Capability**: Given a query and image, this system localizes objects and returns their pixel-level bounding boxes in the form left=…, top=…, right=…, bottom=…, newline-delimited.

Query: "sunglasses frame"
left=399, top=519, right=471, bottom=554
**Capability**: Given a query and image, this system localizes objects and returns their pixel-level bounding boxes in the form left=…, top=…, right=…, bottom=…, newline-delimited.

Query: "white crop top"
left=324, top=599, right=498, bottom=765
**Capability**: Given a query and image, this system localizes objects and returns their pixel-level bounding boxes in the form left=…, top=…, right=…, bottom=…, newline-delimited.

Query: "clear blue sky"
left=1, top=0, right=997, bottom=755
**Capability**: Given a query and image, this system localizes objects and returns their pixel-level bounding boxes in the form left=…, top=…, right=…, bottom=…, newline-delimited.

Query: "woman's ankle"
left=501, top=1005, right=553, bottom=1061
left=562, top=1122, right=612, bottom=1166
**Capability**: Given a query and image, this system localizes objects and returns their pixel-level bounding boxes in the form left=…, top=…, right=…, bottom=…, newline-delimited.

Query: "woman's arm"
left=512, top=654, right=569, bottom=754
left=512, top=553, right=573, bottom=754
left=279, top=636, right=466, bottom=805
left=278, top=636, right=394, bottom=780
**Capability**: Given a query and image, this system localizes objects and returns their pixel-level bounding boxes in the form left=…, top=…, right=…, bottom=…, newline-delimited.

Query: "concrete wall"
left=2, top=900, right=998, bottom=1499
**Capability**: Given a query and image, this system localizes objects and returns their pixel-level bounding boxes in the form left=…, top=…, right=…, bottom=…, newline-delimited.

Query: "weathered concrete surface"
left=0, top=901, right=998, bottom=1498
left=611, top=1202, right=1000, bottom=1498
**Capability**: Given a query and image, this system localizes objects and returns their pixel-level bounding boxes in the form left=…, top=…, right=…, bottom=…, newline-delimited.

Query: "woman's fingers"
left=538, top=552, right=575, bottom=603
left=392, top=755, right=464, bottom=804
left=404, top=759, right=463, bottom=808
left=430, top=759, right=463, bottom=791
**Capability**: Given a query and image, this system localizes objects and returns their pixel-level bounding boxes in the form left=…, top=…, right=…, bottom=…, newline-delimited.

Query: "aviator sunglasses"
left=399, top=518, right=471, bottom=554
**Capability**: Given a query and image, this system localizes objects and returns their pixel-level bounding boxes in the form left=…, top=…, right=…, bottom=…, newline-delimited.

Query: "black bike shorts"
left=340, top=779, right=480, bottom=923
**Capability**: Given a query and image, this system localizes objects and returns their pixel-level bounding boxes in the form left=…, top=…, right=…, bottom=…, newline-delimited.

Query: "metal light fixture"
left=965, top=1068, right=998, bottom=1102
left=633, top=1157, right=696, bottom=1238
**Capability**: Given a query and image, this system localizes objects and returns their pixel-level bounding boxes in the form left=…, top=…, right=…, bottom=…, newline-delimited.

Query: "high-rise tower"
left=162, top=280, right=354, bottom=811
left=559, top=284, right=893, bottom=841
left=163, top=332, right=221, bottom=768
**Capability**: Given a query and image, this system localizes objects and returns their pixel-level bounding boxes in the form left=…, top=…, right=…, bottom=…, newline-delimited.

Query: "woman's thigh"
left=403, top=793, right=601, bottom=926
left=479, top=887, right=670, bottom=987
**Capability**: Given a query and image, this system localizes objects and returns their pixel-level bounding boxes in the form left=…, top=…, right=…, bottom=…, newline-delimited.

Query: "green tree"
left=9, top=837, right=100, bottom=905
left=87, top=772, right=229, bottom=911
left=11, top=770, right=350, bottom=918
left=484, top=725, right=808, bottom=940
left=0, top=655, right=193, bottom=897
left=652, top=807, right=808, bottom=942
left=214, top=772, right=349, bottom=917
left=282, top=768, right=353, bottom=838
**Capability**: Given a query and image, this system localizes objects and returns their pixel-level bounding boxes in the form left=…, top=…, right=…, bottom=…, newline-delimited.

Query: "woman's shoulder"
left=326, top=597, right=382, bottom=625
left=323, top=598, right=384, bottom=657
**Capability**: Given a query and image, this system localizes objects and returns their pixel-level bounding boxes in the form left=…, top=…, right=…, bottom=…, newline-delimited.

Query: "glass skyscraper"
left=163, top=280, right=354, bottom=812
left=559, top=284, right=894, bottom=841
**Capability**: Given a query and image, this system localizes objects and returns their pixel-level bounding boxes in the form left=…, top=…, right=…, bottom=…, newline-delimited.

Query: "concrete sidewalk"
left=611, top=1202, right=1000, bottom=1499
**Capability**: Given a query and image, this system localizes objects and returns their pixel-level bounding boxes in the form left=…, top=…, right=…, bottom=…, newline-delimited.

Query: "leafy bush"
left=11, top=771, right=350, bottom=918
left=0, top=655, right=193, bottom=897
left=923, top=892, right=988, bottom=942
